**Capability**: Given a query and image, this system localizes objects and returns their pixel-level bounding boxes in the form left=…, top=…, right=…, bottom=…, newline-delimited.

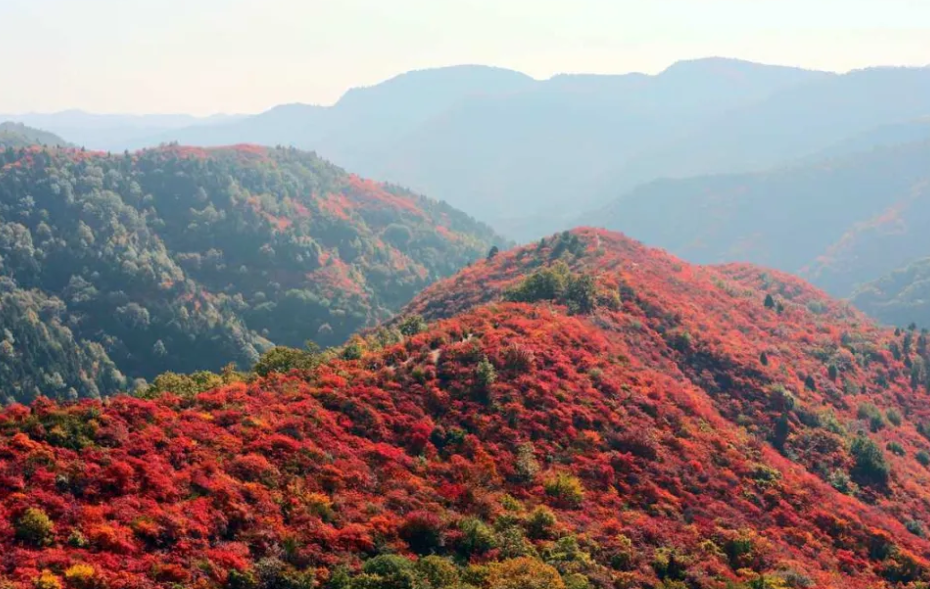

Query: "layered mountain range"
left=11, top=60, right=930, bottom=244
left=587, top=139, right=930, bottom=298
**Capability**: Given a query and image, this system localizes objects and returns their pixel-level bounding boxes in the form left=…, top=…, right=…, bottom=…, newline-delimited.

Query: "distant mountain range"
left=0, top=111, right=243, bottom=151
left=804, top=118, right=930, bottom=162
left=9, top=59, right=930, bottom=243
left=585, top=139, right=930, bottom=298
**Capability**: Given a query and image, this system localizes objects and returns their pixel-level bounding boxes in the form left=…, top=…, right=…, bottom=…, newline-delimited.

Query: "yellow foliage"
left=64, top=564, right=96, bottom=589
left=34, top=570, right=62, bottom=589
left=486, top=557, right=565, bottom=589
left=543, top=472, right=585, bottom=508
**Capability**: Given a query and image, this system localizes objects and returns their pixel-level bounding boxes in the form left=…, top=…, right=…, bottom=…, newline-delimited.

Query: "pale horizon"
left=3, top=0, right=930, bottom=116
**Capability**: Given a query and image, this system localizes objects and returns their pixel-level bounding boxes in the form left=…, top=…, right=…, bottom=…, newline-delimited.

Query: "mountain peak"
left=402, top=226, right=837, bottom=323
left=660, top=56, right=818, bottom=76
left=334, top=65, right=537, bottom=110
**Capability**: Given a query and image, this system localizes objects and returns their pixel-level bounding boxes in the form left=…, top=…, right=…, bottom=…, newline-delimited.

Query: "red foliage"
left=4, top=228, right=930, bottom=587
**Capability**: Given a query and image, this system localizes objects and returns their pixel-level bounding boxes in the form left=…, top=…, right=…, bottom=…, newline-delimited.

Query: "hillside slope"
left=5, top=229, right=930, bottom=587
left=0, top=145, right=499, bottom=402
left=586, top=140, right=930, bottom=297
left=0, top=123, right=70, bottom=149
left=852, top=258, right=930, bottom=328
left=803, top=118, right=930, bottom=162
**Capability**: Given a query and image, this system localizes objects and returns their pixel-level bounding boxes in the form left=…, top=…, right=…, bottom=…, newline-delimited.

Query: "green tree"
left=804, top=375, right=816, bottom=391
left=254, top=345, right=319, bottom=377
left=399, top=314, right=428, bottom=337
left=415, top=556, right=459, bottom=588
left=458, top=517, right=497, bottom=556
left=15, top=508, right=54, bottom=547
left=564, top=273, right=597, bottom=315
left=473, top=358, right=497, bottom=403
left=354, top=555, right=421, bottom=589
left=850, top=434, right=890, bottom=488
left=139, top=370, right=225, bottom=398
left=525, top=506, right=558, bottom=540
left=505, top=263, right=570, bottom=304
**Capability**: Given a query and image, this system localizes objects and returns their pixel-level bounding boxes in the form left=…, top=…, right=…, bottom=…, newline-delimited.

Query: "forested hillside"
left=852, top=258, right=930, bottom=328
left=5, top=229, right=930, bottom=587
left=0, top=145, right=498, bottom=402
left=587, top=140, right=930, bottom=298
left=0, top=123, right=70, bottom=149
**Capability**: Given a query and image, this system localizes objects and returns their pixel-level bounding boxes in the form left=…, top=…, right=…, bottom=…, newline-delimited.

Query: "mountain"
left=0, top=122, right=70, bottom=148
left=123, top=65, right=537, bottom=153
left=586, top=139, right=930, bottom=298
left=56, top=60, right=826, bottom=238
left=368, top=59, right=832, bottom=238
left=4, top=228, right=930, bottom=588
left=0, top=144, right=499, bottom=403
left=19, top=62, right=930, bottom=241
left=804, top=118, right=930, bottom=162
left=597, top=66, right=930, bottom=199
left=852, top=258, right=930, bottom=328
left=0, top=111, right=243, bottom=151
left=96, top=60, right=930, bottom=243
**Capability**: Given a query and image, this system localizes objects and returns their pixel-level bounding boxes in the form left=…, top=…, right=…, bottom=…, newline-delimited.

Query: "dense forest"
left=0, top=144, right=499, bottom=403
left=5, top=229, right=930, bottom=587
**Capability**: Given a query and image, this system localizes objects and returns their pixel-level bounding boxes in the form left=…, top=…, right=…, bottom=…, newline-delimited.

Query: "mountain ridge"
left=4, top=59, right=836, bottom=239
left=4, top=228, right=930, bottom=587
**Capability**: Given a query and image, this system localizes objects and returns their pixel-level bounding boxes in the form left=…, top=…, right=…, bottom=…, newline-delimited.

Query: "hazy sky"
left=2, top=0, right=929, bottom=115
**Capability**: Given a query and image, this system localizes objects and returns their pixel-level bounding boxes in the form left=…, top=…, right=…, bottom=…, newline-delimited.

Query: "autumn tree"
left=486, top=558, right=566, bottom=589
